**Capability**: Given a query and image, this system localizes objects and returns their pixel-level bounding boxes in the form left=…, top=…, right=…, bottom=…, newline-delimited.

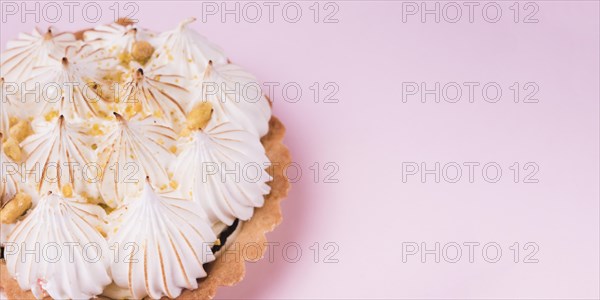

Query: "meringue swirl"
left=84, top=23, right=156, bottom=57
left=172, top=121, right=272, bottom=225
left=5, top=193, right=111, bottom=299
left=194, top=62, right=272, bottom=137
left=0, top=27, right=78, bottom=82
left=23, top=45, right=114, bottom=119
left=118, top=67, right=190, bottom=129
left=150, top=18, right=228, bottom=79
left=98, top=114, right=176, bottom=207
left=108, top=181, right=216, bottom=299
left=21, top=116, right=99, bottom=198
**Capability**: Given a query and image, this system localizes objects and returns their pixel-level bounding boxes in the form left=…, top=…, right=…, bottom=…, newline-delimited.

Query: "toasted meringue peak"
left=21, top=116, right=99, bottom=198
left=0, top=132, right=19, bottom=208
left=23, top=45, right=115, bottom=119
left=0, top=27, right=78, bottom=82
left=84, top=22, right=156, bottom=58
left=98, top=114, right=176, bottom=207
left=5, top=193, right=111, bottom=299
left=108, top=181, right=216, bottom=299
left=194, top=62, right=271, bottom=137
left=118, top=66, right=189, bottom=127
left=172, top=121, right=272, bottom=225
left=150, top=17, right=227, bottom=79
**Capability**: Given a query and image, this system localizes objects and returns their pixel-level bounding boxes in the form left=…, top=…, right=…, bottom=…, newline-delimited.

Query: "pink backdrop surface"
left=1, top=1, right=599, bottom=299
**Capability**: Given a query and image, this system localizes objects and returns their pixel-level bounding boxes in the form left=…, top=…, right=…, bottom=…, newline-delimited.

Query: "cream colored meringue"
left=118, top=67, right=190, bottom=128
left=98, top=113, right=176, bottom=207
left=172, top=122, right=272, bottom=225
left=0, top=27, right=78, bottom=82
left=194, top=62, right=271, bottom=137
left=20, top=116, right=99, bottom=198
left=84, top=23, right=156, bottom=57
left=108, top=181, right=216, bottom=299
left=150, top=18, right=227, bottom=79
left=23, top=45, right=114, bottom=119
left=5, top=192, right=111, bottom=299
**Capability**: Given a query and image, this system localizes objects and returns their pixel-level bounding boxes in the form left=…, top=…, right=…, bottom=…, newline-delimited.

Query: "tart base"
left=0, top=116, right=292, bottom=299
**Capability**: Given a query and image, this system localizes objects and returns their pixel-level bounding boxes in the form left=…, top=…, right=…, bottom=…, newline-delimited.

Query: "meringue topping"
left=118, top=66, right=189, bottom=128
left=1, top=18, right=275, bottom=299
left=194, top=62, right=272, bottom=137
left=150, top=18, right=228, bottom=79
left=0, top=27, right=78, bottom=82
left=109, top=180, right=216, bottom=299
left=20, top=115, right=99, bottom=198
left=172, top=121, right=272, bottom=225
left=23, top=45, right=115, bottom=119
left=5, top=192, right=111, bottom=299
left=84, top=23, right=156, bottom=63
left=98, top=114, right=176, bottom=207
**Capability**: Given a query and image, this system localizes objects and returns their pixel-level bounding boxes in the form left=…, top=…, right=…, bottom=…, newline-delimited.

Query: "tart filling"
left=0, top=18, right=272, bottom=299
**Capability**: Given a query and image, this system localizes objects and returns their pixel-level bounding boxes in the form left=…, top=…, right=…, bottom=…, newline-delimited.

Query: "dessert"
left=0, top=18, right=290, bottom=299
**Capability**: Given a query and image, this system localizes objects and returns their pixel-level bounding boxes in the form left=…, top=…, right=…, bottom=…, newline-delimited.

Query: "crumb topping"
left=9, top=119, right=32, bottom=142
left=131, top=41, right=154, bottom=65
left=186, top=102, right=214, bottom=131
left=0, top=193, right=32, bottom=224
left=2, top=137, right=22, bottom=162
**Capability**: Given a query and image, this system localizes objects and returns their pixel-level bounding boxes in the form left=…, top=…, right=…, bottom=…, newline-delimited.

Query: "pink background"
left=1, top=1, right=599, bottom=299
